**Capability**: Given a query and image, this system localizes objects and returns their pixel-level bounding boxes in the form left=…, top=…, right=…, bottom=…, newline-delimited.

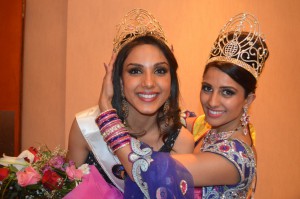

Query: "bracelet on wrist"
left=95, top=108, right=131, bottom=153
left=95, top=109, right=117, bottom=123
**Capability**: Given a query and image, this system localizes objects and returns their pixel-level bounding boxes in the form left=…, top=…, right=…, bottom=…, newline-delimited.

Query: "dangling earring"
left=241, top=107, right=249, bottom=135
left=121, top=98, right=129, bottom=118
left=121, top=91, right=129, bottom=125
left=163, top=100, right=170, bottom=115
left=163, top=100, right=170, bottom=127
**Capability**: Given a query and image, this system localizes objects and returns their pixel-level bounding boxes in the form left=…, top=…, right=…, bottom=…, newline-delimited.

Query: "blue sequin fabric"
left=200, top=139, right=256, bottom=199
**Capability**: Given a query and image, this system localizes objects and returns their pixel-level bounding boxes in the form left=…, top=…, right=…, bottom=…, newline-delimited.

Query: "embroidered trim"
left=129, top=138, right=153, bottom=199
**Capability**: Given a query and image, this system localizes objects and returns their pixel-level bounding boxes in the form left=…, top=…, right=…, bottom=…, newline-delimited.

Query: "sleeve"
left=248, top=123, right=256, bottom=146
left=202, top=139, right=256, bottom=184
left=192, top=115, right=210, bottom=142
left=124, top=139, right=194, bottom=199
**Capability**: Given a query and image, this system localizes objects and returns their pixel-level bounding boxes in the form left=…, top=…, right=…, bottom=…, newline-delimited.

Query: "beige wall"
left=22, top=1, right=67, bottom=149
left=22, top=0, right=300, bottom=198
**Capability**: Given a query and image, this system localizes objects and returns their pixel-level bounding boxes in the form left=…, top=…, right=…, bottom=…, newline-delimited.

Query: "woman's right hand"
left=98, top=53, right=117, bottom=112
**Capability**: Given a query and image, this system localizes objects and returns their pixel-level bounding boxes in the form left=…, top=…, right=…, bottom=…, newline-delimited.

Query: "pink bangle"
left=105, top=130, right=128, bottom=142
left=112, top=141, right=130, bottom=153
left=101, top=119, right=122, bottom=131
left=109, top=135, right=131, bottom=148
left=96, top=109, right=117, bottom=122
left=101, top=119, right=123, bottom=133
left=94, top=108, right=131, bottom=153
left=111, top=137, right=131, bottom=153
left=96, top=114, right=117, bottom=125
left=102, top=124, right=125, bottom=139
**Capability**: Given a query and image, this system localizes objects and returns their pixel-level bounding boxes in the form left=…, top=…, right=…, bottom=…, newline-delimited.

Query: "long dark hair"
left=111, top=35, right=181, bottom=142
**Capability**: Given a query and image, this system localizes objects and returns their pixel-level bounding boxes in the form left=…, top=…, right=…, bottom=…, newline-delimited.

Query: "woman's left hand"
left=98, top=53, right=116, bottom=112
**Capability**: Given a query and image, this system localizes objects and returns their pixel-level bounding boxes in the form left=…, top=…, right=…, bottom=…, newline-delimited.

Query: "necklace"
left=204, top=124, right=243, bottom=144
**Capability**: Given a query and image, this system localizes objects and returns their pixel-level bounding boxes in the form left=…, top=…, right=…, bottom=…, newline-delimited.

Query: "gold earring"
left=163, top=100, right=170, bottom=115
left=241, top=107, right=249, bottom=135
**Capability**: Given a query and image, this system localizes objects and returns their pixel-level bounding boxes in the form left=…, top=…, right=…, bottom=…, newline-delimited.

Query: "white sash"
left=76, top=106, right=125, bottom=192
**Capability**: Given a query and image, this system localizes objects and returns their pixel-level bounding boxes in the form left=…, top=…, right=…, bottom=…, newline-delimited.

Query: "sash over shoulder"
left=75, top=106, right=125, bottom=192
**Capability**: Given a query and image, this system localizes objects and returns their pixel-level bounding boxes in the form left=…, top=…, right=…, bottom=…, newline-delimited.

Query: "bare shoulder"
left=68, top=119, right=88, bottom=148
left=67, top=118, right=90, bottom=166
left=172, top=127, right=194, bottom=154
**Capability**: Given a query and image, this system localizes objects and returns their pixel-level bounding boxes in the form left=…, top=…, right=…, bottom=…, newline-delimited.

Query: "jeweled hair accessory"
left=207, top=13, right=269, bottom=79
left=113, top=9, right=168, bottom=53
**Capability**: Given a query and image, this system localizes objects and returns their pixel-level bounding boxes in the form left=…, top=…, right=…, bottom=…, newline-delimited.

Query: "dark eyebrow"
left=126, top=62, right=169, bottom=68
left=154, top=62, right=169, bottom=67
left=201, top=82, right=238, bottom=91
left=220, top=86, right=238, bottom=91
left=201, top=81, right=211, bottom=85
left=125, top=63, right=143, bottom=67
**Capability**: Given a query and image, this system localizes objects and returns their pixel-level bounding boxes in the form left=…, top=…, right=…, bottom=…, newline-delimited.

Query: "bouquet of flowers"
left=0, top=146, right=90, bottom=199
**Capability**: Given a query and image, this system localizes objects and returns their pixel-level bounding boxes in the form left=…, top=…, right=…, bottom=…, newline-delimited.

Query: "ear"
left=244, top=93, right=256, bottom=108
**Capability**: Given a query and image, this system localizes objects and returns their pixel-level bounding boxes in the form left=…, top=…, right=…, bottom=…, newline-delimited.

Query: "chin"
left=204, top=117, right=223, bottom=128
left=136, top=108, right=159, bottom=116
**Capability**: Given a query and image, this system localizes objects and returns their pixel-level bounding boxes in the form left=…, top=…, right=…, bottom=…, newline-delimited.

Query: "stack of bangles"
left=95, top=109, right=131, bottom=153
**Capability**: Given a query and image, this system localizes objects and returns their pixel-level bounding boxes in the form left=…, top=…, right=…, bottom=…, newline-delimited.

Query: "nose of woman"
left=141, top=73, right=155, bottom=88
left=207, top=91, right=221, bottom=108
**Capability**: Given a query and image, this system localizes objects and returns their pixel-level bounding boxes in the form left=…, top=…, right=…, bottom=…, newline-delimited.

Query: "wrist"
left=95, top=109, right=130, bottom=153
left=98, top=100, right=113, bottom=112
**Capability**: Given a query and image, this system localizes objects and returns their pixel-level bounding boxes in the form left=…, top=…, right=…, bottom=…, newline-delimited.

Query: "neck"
left=203, top=122, right=243, bottom=143
left=213, top=123, right=243, bottom=134
left=126, top=113, right=158, bottom=137
left=211, top=115, right=243, bottom=133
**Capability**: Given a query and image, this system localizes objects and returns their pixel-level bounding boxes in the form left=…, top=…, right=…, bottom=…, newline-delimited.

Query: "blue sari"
left=124, top=139, right=194, bottom=199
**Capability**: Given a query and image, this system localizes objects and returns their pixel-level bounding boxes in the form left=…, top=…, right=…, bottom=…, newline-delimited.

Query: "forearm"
left=95, top=109, right=134, bottom=178
left=114, top=144, right=134, bottom=180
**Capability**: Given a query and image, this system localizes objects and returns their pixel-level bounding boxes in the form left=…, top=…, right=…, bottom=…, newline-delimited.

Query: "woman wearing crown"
left=96, top=13, right=269, bottom=198
left=66, top=9, right=195, bottom=198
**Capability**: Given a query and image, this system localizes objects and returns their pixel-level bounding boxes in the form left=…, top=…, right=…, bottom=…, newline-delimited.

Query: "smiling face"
left=122, top=44, right=171, bottom=117
left=200, top=66, right=254, bottom=131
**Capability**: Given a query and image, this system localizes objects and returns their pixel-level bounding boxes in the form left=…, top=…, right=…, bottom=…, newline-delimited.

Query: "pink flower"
left=16, top=166, right=41, bottom=187
left=49, top=156, right=65, bottom=169
left=66, top=165, right=83, bottom=181
left=68, top=160, right=75, bottom=166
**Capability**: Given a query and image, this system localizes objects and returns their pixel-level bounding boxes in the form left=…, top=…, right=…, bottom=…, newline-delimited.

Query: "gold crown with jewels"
left=113, top=9, right=168, bottom=53
left=207, top=13, right=269, bottom=79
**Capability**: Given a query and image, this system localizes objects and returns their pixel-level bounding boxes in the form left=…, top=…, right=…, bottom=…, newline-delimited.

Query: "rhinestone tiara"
left=207, top=13, right=269, bottom=79
left=113, top=9, right=168, bottom=53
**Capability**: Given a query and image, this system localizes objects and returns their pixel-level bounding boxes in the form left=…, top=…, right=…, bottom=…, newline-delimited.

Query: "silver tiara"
left=207, top=13, right=269, bottom=79
left=113, top=9, right=168, bottom=53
